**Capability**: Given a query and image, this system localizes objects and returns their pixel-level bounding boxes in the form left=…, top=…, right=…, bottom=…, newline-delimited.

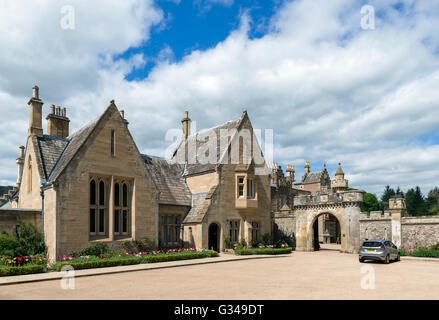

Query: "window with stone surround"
left=252, top=221, right=260, bottom=243
left=236, top=175, right=257, bottom=199
left=110, top=129, right=115, bottom=157
left=161, top=215, right=181, bottom=246
left=89, top=178, right=107, bottom=236
left=114, top=181, right=131, bottom=236
left=230, top=220, right=240, bottom=243
left=27, top=156, right=32, bottom=193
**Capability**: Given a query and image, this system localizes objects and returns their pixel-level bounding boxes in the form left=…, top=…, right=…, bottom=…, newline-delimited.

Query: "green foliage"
left=361, top=193, right=380, bottom=212
left=235, top=247, right=292, bottom=255
left=141, top=252, right=208, bottom=263
left=405, top=186, right=427, bottom=216
left=120, top=238, right=157, bottom=253
left=234, top=249, right=253, bottom=255
left=0, top=233, right=18, bottom=257
left=240, top=238, right=247, bottom=248
left=262, top=233, right=271, bottom=245
left=224, top=236, right=231, bottom=249
left=206, top=250, right=219, bottom=258
left=411, top=248, right=439, bottom=258
left=73, top=242, right=110, bottom=257
left=425, top=188, right=439, bottom=216
left=380, top=185, right=396, bottom=209
left=56, top=258, right=138, bottom=272
left=273, top=224, right=295, bottom=248
left=13, top=223, right=46, bottom=257
left=399, top=248, right=406, bottom=256
left=0, top=265, right=45, bottom=277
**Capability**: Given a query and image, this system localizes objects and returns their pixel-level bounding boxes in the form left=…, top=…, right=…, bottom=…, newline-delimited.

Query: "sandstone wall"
left=401, top=216, right=439, bottom=248
left=0, top=209, right=41, bottom=235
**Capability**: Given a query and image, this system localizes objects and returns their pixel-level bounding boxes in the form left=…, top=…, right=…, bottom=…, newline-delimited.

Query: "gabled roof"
left=303, top=171, right=323, bottom=183
left=182, top=186, right=217, bottom=224
left=172, top=112, right=247, bottom=176
left=142, top=155, right=191, bottom=206
left=34, top=135, right=69, bottom=179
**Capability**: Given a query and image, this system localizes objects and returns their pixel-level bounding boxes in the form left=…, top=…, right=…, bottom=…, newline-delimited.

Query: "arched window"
left=90, top=180, right=96, bottom=205
left=114, top=181, right=130, bottom=236
left=89, top=178, right=107, bottom=236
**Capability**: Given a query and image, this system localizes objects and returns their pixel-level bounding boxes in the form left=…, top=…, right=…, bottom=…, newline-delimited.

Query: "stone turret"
left=331, top=163, right=348, bottom=192
left=15, top=146, right=25, bottom=187
left=302, top=161, right=310, bottom=181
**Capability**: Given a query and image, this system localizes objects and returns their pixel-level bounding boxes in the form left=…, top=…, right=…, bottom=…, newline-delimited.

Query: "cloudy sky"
left=0, top=0, right=438, bottom=196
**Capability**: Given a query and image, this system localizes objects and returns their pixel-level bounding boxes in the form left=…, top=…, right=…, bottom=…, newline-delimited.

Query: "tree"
left=395, top=186, right=404, bottom=197
left=381, top=185, right=396, bottom=202
left=425, top=187, right=439, bottom=216
left=361, top=193, right=380, bottom=212
left=405, top=186, right=426, bottom=216
left=380, top=185, right=396, bottom=210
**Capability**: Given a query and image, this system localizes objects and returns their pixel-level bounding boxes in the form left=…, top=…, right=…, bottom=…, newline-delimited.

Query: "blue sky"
left=1, top=0, right=439, bottom=197
left=120, top=0, right=283, bottom=80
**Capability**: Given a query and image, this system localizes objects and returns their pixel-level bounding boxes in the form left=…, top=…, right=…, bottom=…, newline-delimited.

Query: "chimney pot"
left=50, top=105, right=55, bottom=114
left=62, top=107, right=66, bottom=117
left=56, top=106, right=61, bottom=115
left=32, top=85, right=39, bottom=99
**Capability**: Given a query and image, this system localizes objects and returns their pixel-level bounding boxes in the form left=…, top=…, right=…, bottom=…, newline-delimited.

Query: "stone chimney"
left=27, top=85, right=44, bottom=137
left=16, top=146, right=25, bottom=187
left=305, top=161, right=310, bottom=175
left=46, top=105, right=70, bottom=138
left=286, top=164, right=295, bottom=183
left=181, top=111, right=191, bottom=139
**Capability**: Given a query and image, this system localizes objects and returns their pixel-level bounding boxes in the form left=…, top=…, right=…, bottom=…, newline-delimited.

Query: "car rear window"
left=362, top=241, right=382, bottom=247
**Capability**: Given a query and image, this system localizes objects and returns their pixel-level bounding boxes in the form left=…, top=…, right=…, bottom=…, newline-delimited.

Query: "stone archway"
left=274, top=191, right=363, bottom=254
left=311, top=212, right=342, bottom=251
left=208, top=223, right=220, bottom=252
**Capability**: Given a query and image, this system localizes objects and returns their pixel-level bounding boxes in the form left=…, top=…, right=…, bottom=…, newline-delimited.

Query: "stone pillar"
left=16, top=146, right=25, bottom=187
left=108, top=176, right=114, bottom=241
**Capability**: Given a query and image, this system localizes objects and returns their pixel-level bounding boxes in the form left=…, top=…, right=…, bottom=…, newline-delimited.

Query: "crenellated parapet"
left=293, top=190, right=363, bottom=209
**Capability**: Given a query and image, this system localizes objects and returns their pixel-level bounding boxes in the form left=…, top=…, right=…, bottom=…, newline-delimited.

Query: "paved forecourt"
left=1, top=250, right=439, bottom=300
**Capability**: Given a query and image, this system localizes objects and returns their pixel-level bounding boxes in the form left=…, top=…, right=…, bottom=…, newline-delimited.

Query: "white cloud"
left=1, top=0, right=439, bottom=197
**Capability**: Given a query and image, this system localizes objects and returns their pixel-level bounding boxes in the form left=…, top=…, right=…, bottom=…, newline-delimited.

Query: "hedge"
left=56, top=258, right=139, bottom=272
left=0, top=265, right=45, bottom=277
left=141, top=252, right=208, bottom=263
left=235, top=247, right=292, bottom=255
left=253, top=248, right=292, bottom=255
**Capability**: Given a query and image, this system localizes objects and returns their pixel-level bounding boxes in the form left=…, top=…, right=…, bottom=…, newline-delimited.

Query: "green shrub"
left=0, top=265, right=45, bottom=277
left=120, top=238, right=157, bottom=253
left=76, top=242, right=110, bottom=257
left=235, top=247, right=292, bottom=255
left=412, top=248, right=439, bottom=258
left=399, top=249, right=406, bottom=256
left=0, top=233, right=18, bottom=257
left=234, top=249, right=253, bottom=255
left=141, top=252, right=207, bottom=263
left=253, top=247, right=292, bottom=255
left=14, top=223, right=46, bottom=257
left=224, top=236, right=231, bottom=249
left=205, top=250, right=219, bottom=257
left=56, top=258, right=138, bottom=272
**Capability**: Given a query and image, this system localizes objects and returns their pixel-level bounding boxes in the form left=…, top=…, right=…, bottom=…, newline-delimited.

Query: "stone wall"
left=359, top=211, right=392, bottom=242
left=0, top=208, right=41, bottom=235
left=401, top=216, right=439, bottom=248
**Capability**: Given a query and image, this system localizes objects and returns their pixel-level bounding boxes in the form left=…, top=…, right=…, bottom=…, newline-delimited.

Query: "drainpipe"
left=40, top=178, right=48, bottom=235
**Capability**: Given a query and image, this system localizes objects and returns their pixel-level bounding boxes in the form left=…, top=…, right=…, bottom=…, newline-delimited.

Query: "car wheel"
left=396, top=253, right=400, bottom=262
left=384, top=255, right=390, bottom=264
left=359, top=258, right=364, bottom=263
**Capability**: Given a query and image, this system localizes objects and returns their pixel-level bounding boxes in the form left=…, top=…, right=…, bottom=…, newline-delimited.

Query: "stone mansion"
left=1, top=86, right=438, bottom=261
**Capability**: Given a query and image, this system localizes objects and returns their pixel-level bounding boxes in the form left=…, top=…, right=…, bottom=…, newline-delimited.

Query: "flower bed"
left=0, top=248, right=218, bottom=276
left=235, top=247, right=292, bottom=255
left=399, top=244, right=439, bottom=258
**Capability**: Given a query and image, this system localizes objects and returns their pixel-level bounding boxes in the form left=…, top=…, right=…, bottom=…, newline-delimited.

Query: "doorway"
left=208, top=223, right=220, bottom=252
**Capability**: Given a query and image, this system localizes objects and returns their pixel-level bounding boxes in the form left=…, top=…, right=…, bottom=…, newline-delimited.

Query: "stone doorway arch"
left=311, top=212, right=341, bottom=251
left=208, top=223, right=220, bottom=252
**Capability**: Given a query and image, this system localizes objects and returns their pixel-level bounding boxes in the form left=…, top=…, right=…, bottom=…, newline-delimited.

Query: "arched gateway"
left=274, top=190, right=363, bottom=253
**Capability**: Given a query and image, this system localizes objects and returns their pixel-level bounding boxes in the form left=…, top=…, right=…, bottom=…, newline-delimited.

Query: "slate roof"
left=34, top=135, right=69, bottom=179
left=182, top=186, right=217, bottom=224
left=172, top=116, right=243, bottom=176
left=142, top=155, right=191, bottom=206
left=303, top=171, right=323, bottom=183
left=0, top=186, right=13, bottom=198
